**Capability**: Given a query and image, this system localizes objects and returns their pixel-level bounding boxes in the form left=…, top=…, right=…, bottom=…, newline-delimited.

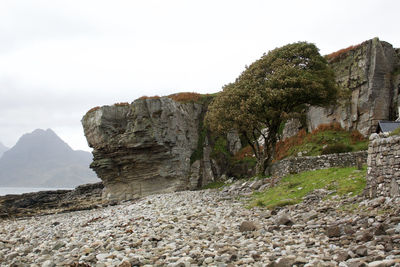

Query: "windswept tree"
left=205, top=42, right=338, bottom=175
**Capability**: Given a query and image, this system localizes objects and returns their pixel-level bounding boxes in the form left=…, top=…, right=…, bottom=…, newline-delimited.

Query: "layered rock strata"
left=0, top=183, right=103, bottom=219
left=308, top=38, right=400, bottom=136
left=82, top=98, right=211, bottom=200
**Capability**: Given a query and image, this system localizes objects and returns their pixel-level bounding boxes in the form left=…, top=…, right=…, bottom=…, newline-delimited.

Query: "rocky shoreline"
left=0, top=181, right=399, bottom=266
left=0, top=183, right=104, bottom=219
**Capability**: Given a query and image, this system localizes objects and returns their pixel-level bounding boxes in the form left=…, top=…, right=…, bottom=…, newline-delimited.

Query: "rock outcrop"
left=0, top=182, right=104, bottom=219
left=307, top=38, right=400, bottom=135
left=82, top=98, right=215, bottom=200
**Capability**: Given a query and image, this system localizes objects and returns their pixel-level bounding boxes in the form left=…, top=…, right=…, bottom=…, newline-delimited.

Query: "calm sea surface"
left=0, top=187, right=73, bottom=196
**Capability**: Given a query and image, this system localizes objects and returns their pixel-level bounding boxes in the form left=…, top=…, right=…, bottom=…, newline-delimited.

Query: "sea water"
left=0, top=187, right=73, bottom=196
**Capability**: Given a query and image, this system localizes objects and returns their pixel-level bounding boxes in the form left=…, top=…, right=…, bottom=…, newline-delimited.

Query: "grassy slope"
left=275, top=125, right=369, bottom=160
left=249, top=166, right=367, bottom=209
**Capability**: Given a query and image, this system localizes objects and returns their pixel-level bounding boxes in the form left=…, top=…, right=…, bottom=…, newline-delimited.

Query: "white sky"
left=1, top=0, right=399, bottom=151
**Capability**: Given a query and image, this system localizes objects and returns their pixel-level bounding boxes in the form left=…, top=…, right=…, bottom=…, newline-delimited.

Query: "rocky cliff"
left=82, top=98, right=224, bottom=200
left=82, top=38, right=400, bottom=201
left=307, top=38, right=400, bottom=135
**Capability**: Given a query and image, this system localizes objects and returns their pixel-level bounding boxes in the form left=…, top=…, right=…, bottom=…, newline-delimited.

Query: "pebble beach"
left=1, top=186, right=400, bottom=266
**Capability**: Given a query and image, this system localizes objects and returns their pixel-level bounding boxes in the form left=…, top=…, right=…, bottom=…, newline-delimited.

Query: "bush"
left=138, top=95, right=160, bottom=100
left=321, top=144, right=352, bottom=155
left=233, top=146, right=255, bottom=161
left=389, top=127, right=400, bottom=136
left=312, top=122, right=344, bottom=134
left=168, top=92, right=201, bottom=103
left=114, top=102, right=129, bottom=106
left=350, top=130, right=366, bottom=143
left=325, top=43, right=361, bottom=63
left=275, top=129, right=307, bottom=160
left=86, top=106, right=100, bottom=114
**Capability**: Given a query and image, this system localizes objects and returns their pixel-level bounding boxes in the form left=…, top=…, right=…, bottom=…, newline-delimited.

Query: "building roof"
left=377, top=120, right=400, bottom=133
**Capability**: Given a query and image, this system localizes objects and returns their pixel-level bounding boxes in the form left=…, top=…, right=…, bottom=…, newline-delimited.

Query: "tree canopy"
left=205, top=42, right=338, bottom=174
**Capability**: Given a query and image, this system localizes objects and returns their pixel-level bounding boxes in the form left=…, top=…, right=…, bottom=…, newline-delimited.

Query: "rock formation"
left=82, top=98, right=216, bottom=200
left=0, top=182, right=104, bottom=218
left=307, top=38, right=400, bottom=135
left=82, top=38, right=400, bottom=201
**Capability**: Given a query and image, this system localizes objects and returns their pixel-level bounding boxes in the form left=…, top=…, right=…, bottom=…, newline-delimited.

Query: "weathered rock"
left=276, top=214, right=293, bottom=226
left=227, top=129, right=242, bottom=154
left=82, top=98, right=204, bottom=200
left=282, top=118, right=303, bottom=139
left=368, top=259, right=400, bottom=267
left=355, top=245, right=368, bottom=256
left=307, top=38, right=400, bottom=136
left=326, top=225, right=342, bottom=238
left=239, top=221, right=258, bottom=232
left=0, top=182, right=103, bottom=219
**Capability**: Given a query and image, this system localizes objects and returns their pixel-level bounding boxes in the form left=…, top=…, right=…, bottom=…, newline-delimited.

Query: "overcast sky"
left=0, top=0, right=399, bottom=151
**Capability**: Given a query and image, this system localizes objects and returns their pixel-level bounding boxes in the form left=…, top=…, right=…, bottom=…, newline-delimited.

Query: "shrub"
left=275, top=129, right=307, bottom=161
left=114, top=102, right=129, bottom=106
left=389, top=127, right=400, bottom=136
left=350, top=130, right=366, bottom=143
left=325, top=43, right=361, bottom=63
left=168, top=92, right=201, bottom=103
left=86, top=106, right=100, bottom=114
left=312, top=122, right=344, bottom=134
left=233, top=145, right=255, bottom=161
left=138, top=95, right=160, bottom=100
left=321, top=144, right=352, bottom=155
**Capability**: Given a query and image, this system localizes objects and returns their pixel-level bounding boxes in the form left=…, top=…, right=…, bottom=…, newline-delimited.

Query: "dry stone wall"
left=366, top=134, right=400, bottom=198
left=270, top=151, right=367, bottom=179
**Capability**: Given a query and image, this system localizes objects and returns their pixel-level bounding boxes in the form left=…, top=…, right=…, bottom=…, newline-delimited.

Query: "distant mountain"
left=0, top=142, right=8, bottom=158
left=0, top=129, right=100, bottom=188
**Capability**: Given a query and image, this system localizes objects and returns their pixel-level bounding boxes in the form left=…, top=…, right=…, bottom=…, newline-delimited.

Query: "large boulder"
left=82, top=98, right=204, bottom=200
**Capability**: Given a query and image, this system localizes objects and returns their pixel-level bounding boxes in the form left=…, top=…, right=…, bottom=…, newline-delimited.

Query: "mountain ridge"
left=0, top=129, right=99, bottom=188
left=0, top=142, right=8, bottom=158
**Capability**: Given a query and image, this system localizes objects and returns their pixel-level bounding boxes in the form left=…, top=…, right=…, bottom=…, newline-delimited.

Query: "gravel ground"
left=0, top=187, right=400, bottom=267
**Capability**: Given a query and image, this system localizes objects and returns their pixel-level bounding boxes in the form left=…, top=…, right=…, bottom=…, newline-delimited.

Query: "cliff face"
left=82, top=98, right=207, bottom=200
left=82, top=38, right=400, bottom=201
left=307, top=38, right=400, bottom=135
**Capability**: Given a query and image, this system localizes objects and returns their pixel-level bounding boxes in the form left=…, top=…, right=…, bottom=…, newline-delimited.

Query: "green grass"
left=201, top=181, right=226, bottom=190
left=249, top=166, right=366, bottom=209
left=301, top=131, right=367, bottom=155
left=276, top=129, right=369, bottom=160
left=389, top=127, right=400, bottom=136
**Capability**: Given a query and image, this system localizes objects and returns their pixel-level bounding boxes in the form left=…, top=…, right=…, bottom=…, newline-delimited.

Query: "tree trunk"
left=255, top=138, right=276, bottom=176
left=255, top=159, right=266, bottom=176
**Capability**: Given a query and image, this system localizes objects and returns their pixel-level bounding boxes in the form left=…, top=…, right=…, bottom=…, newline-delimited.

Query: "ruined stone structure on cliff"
left=82, top=38, right=400, bottom=200
left=307, top=38, right=400, bottom=136
left=366, top=134, right=400, bottom=198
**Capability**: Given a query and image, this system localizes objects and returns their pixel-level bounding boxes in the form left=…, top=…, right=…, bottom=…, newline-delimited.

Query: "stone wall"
left=270, top=151, right=367, bottom=179
left=366, top=134, right=400, bottom=198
